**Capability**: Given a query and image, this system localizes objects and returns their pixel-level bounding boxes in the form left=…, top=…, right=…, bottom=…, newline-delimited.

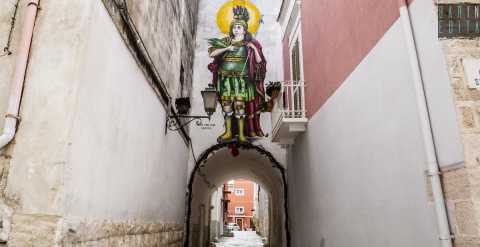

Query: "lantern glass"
left=201, top=87, right=217, bottom=116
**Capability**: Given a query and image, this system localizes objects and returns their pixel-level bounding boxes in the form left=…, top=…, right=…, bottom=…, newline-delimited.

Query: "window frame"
left=227, top=180, right=235, bottom=192
left=286, top=13, right=306, bottom=118
left=235, top=207, right=245, bottom=215
left=288, top=13, right=305, bottom=83
left=235, top=188, right=245, bottom=196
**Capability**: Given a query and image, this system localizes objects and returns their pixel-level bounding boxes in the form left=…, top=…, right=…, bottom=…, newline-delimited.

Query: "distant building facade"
left=225, top=180, right=255, bottom=230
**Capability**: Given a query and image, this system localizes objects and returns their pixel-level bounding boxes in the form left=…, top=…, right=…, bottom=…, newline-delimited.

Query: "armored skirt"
left=217, top=44, right=256, bottom=102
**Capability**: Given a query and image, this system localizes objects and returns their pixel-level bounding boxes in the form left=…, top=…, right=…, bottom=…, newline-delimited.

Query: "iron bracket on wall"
left=166, top=115, right=211, bottom=131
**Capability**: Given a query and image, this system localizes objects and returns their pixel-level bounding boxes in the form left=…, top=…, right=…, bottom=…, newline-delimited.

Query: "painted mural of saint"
left=208, top=4, right=267, bottom=143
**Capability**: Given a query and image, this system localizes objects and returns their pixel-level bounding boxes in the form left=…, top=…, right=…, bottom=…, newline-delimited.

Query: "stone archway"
left=184, top=142, right=290, bottom=247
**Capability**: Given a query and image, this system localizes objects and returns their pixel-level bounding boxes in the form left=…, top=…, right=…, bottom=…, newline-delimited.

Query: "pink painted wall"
left=292, top=0, right=414, bottom=117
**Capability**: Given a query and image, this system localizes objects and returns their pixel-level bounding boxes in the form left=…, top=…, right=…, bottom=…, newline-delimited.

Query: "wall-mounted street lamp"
left=167, top=84, right=218, bottom=131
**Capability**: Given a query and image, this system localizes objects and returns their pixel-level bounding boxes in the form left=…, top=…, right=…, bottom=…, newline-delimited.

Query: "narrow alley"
left=0, top=0, right=478, bottom=246
left=214, top=231, right=264, bottom=247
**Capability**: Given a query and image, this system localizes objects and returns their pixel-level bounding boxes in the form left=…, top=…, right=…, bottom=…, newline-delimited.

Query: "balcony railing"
left=270, top=80, right=308, bottom=144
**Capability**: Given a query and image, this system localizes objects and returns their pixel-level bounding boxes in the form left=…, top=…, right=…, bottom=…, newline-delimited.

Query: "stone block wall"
left=59, top=221, right=183, bottom=247
left=439, top=0, right=480, bottom=242
left=441, top=38, right=480, bottom=246
left=7, top=215, right=183, bottom=247
left=8, top=214, right=61, bottom=247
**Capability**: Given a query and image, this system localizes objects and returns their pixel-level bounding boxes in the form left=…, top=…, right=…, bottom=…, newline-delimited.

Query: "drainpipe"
left=398, top=1, right=453, bottom=246
left=0, top=0, right=40, bottom=150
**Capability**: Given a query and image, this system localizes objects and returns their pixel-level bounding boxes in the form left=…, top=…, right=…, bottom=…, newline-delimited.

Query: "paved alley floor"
left=214, top=231, right=264, bottom=247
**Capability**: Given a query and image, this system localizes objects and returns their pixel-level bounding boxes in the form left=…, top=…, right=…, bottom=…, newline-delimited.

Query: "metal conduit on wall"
left=398, top=0, right=453, bottom=246
left=0, top=0, right=40, bottom=151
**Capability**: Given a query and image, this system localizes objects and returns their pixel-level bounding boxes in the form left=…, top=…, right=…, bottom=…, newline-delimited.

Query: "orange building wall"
left=226, top=180, right=255, bottom=230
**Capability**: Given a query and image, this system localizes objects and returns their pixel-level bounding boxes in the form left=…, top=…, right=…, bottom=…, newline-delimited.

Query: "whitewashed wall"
left=189, top=0, right=286, bottom=174
left=1, top=1, right=195, bottom=245
left=287, top=1, right=455, bottom=246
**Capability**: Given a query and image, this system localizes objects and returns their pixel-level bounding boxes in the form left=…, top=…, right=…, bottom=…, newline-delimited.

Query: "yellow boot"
left=218, top=116, right=233, bottom=142
left=237, top=117, right=247, bottom=142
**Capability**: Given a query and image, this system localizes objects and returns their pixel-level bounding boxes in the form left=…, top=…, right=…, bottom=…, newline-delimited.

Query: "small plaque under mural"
left=438, top=4, right=480, bottom=38
left=462, top=58, right=480, bottom=89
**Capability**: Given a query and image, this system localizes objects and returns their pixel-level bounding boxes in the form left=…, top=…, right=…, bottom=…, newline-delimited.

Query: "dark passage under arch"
left=184, top=142, right=291, bottom=247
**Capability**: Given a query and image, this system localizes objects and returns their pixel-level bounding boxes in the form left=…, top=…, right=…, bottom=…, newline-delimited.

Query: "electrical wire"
left=111, top=0, right=192, bottom=142
left=189, top=137, right=198, bottom=164
left=1, top=0, right=20, bottom=58
left=121, top=0, right=169, bottom=97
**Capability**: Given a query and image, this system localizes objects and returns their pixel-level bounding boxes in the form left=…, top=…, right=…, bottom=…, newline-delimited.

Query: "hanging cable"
left=108, top=0, right=192, bottom=143
left=1, top=0, right=20, bottom=58
left=189, top=138, right=198, bottom=164
left=121, top=0, right=166, bottom=92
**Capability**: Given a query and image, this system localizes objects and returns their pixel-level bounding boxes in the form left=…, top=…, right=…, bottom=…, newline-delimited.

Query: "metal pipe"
left=398, top=1, right=453, bottom=246
left=0, top=0, right=40, bottom=150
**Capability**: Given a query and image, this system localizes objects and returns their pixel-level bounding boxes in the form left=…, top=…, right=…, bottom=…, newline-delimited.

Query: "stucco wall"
left=64, top=1, right=189, bottom=222
left=6, top=0, right=94, bottom=215
left=209, top=187, right=223, bottom=241
left=124, top=0, right=198, bottom=98
left=300, top=0, right=412, bottom=117
left=0, top=0, right=197, bottom=245
left=287, top=1, right=455, bottom=246
left=286, top=0, right=462, bottom=169
left=256, top=186, right=269, bottom=240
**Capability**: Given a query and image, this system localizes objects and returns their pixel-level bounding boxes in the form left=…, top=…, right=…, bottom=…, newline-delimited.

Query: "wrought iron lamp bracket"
left=167, top=115, right=212, bottom=131
left=166, top=84, right=218, bottom=132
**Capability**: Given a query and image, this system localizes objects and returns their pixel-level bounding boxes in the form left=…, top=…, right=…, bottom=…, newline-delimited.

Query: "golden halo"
left=216, top=0, right=261, bottom=34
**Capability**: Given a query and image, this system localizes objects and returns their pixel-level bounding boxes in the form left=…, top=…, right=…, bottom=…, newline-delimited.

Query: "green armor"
left=216, top=41, right=256, bottom=102
left=220, top=45, right=248, bottom=75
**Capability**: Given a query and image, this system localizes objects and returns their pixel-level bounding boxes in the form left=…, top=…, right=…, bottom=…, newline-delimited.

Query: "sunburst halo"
left=216, top=0, right=261, bottom=34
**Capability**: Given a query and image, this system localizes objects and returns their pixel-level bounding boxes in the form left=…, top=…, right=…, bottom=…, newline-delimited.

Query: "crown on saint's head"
left=232, top=6, right=249, bottom=28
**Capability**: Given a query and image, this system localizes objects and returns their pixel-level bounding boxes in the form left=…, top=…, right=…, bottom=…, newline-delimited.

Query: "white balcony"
left=270, top=80, right=308, bottom=144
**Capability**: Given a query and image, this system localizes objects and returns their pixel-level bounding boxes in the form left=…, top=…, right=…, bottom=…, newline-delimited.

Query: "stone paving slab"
left=214, top=231, right=264, bottom=247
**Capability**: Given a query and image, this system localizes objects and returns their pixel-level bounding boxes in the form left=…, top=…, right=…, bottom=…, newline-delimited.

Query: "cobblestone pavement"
left=214, top=231, right=264, bottom=247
